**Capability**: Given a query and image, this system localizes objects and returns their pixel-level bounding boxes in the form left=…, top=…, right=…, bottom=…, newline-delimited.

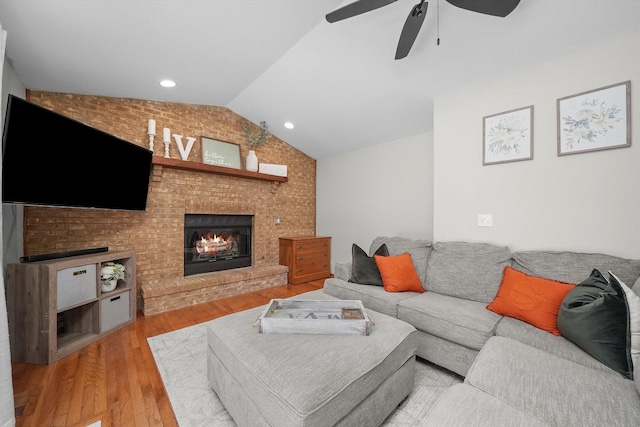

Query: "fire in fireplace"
left=184, top=214, right=252, bottom=276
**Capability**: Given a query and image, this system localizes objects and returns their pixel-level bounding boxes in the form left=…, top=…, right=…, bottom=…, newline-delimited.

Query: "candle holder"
left=162, top=127, right=171, bottom=158
left=147, top=119, right=156, bottom=152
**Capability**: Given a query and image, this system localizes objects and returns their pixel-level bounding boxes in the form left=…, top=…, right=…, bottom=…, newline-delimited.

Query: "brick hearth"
left=22, top=91, right=318, bottom=314
left=140, top=265, right=288, bottom=315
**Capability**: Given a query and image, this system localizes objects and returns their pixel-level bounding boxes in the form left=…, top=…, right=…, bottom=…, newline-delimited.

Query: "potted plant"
left=100, top=261, right=126, bottom=292
left=241, top=120, right=271, bottom=172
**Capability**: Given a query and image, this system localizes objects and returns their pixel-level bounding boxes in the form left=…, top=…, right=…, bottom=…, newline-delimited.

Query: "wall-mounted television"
left=2, top=95, right=153, bottom=211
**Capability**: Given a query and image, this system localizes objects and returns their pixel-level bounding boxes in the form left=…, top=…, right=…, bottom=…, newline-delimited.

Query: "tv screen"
left=2, top=95, right=153, bottom=211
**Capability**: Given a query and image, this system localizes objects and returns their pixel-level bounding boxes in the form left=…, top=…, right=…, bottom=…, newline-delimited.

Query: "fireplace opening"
left=184, top=214, right=252, bottom=276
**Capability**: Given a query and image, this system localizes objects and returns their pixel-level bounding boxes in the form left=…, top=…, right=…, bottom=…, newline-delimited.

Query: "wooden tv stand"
left=6, top=250, right=136, bottom=364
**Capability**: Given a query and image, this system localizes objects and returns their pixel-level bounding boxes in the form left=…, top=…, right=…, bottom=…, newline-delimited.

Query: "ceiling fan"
left=326, top=0, right=522, bottom=59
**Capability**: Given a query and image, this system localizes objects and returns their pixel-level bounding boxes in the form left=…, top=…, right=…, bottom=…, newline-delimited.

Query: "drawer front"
left=293, top=262, right=330, bottom=277
left=100, top=291, right=131, bottom=333
left=57, top=264, right=97, bottom=311
left=294, top=251, right=329, bottom=266
left=293, top=238, right=330, bottom=253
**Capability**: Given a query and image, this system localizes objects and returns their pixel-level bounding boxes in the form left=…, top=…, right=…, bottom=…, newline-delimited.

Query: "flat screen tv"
left=2, top=95, right=153, bottom=211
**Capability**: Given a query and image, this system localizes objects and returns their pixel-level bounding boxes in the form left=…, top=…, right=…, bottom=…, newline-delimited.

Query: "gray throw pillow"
left=557, top=268, right=633, bottom=379
left=348, top=243, right=389, bottom=286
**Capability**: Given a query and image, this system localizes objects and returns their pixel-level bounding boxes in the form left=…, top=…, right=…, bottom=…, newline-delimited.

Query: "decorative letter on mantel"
left=163, top=128, right=171, bottom=158
left=172, top=134, right=196, bottom=161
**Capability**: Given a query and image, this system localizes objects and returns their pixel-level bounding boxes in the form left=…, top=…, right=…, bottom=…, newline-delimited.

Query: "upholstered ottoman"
left=206, top=290, right=418, bottom=426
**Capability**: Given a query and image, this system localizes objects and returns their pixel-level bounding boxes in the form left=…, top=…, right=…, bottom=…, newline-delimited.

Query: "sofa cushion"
left=466, top=336, right=640, bottom=426
left=511, top=250, right=640, bottom=286
left=426, top=242, right=512, bottom=303
left=323, top=278, right=417, bottom=318
left=557, top=269, right=633, bottom=379
left=348, top=243, right=388, bottom=286
left=495, top=316, right=616, bottom=374
left=374, top=252, right=424, bottom=293
left=334, top=261, right=352, bottom=281
left=486, top=267, right=575, bottom=336
left=423, top=384, right=550, bottom=427
left=398, top=292, right=502, bottom=351
left=370, top=236, right=431, bottom=287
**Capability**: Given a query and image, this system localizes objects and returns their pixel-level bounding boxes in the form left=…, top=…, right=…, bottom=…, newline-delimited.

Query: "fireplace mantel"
left=152, top=157, right=288, bottom=183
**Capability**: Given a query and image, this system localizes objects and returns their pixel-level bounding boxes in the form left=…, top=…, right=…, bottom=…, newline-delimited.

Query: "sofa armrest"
left=334, top=261, right=352, bottom=281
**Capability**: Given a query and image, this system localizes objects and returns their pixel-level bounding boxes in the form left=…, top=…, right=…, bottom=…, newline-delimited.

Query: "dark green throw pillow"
left=349, top=243, right=389, bottom=286
left=557, top=268, right=633, bottom=379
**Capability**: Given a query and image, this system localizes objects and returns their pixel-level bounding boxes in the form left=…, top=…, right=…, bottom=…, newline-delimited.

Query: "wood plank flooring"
left=11, top=280, right=325, bottom=427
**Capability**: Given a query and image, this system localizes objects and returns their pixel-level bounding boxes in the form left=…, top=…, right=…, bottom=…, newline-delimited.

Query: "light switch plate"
left=478, top=214, right=493, bottom=227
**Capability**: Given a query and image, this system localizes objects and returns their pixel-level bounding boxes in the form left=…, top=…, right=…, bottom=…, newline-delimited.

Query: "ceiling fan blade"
left=445, top=0, right=521, bottom=17
left=326, top=0, right=397, bottom=23
left=395, top=1, right=428, bottom=60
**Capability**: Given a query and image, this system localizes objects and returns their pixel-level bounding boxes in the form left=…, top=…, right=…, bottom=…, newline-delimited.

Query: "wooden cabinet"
left=6, top=250, right=136, bottom=364
left=279, top=236, right=331, bottom=285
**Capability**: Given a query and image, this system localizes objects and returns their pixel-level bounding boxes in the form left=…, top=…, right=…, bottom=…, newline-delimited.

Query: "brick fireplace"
left=21, top=91, right=318, bottom=315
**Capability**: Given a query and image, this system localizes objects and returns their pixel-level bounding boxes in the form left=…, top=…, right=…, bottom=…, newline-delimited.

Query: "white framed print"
left=483, top=105, right=533, bottom=165
left=557, top=81, right=631, bottom=156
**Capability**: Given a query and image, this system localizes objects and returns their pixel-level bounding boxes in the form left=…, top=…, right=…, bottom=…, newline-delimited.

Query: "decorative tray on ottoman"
left=255, top=299, right=372, bottom=336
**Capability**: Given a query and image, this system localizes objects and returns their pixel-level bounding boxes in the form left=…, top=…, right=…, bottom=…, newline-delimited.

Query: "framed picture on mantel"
left=201, top=136, right=241, bottom=169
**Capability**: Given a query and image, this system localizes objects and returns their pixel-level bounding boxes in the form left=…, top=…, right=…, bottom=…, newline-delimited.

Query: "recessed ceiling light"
left=160, top=79, right=176, bottom=88
left=284, top=122, right=294, bottom=129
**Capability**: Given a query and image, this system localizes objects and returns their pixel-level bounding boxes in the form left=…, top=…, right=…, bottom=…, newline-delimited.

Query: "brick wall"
left=24, top=92, right=317, bottom=308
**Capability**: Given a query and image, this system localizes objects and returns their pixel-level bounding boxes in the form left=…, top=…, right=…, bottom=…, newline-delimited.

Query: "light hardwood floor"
left=11, top=280, right=325, bottom=427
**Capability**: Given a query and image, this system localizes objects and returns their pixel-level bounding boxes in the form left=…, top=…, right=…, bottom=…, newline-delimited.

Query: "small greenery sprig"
left=241, top=120, right=271, bottom=149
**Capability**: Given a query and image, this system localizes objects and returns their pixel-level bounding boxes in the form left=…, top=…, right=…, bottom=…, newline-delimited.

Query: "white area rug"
left=148, top=321, right=463, bottom=426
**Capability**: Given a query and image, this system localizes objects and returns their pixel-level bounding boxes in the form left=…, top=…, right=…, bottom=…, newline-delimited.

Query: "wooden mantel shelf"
left=152, top=157, right=288, bottom=183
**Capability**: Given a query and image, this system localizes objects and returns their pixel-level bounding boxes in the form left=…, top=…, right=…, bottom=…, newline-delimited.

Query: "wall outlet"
left=478, top=214, right=493, bottom=227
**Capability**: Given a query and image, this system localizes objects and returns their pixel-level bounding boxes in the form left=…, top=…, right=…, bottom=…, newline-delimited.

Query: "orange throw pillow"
left=374, top=252, right=424, bottom=293
left=487, top=267, right=575, bottom=336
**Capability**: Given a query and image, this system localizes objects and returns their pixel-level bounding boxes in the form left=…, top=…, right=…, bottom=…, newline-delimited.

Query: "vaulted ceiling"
left=1, top=0, right=639, bottom=159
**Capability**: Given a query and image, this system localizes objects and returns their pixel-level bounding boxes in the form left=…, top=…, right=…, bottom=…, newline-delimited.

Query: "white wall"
left=434, top=31, right=640, bottom=259
left=0, top=22, right=16, bottom=427
left=316, top=131, right=434, bottom=267
left=2, top=59, right=25, bottom=267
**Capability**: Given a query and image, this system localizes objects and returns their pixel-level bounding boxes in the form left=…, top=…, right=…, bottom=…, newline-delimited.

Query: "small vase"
left=246, top=150, right=258, bottom=172
left=101, top=279, right=117, bottom=293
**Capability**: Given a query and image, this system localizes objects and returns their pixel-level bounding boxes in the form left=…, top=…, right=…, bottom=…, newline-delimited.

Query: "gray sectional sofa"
left=323, top=237, right=640, bottom=426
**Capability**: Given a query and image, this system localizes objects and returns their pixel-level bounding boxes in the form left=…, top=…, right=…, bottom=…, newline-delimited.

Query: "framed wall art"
left=557, top=81, right=631, bottom=156
left=201, top=136, right=242, bottom=169
left=483, top=105, right=533, bottom=165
